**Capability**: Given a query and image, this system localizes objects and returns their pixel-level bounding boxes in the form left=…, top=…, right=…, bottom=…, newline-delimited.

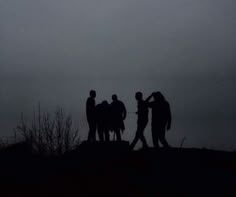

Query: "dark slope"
left=0, top=141, right=235, bottom=196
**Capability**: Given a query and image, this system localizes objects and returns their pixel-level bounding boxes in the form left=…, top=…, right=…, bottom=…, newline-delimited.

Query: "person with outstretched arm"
left=130, top=92, right=150, bottom=150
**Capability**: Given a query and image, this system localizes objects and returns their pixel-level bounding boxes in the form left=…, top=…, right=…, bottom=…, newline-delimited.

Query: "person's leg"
left=87, top=122, right=93, bottom=141
left=152, top=124, right=159, bottom=149
left=115, top=128, right=121, bottom=141
left=97, top=126, right=104, bottom=142
left=130, top=134, right=139, bottom=149
left=140, top=133, right=148, bottom=148
left=130, top=124, right=142, bottom=149
left=159, top=127, right=169, bottom=148
left=104, top=128, right=110, bottom=142
left=90, top=121, right=96, bottom=142
left=139, top=123, right=148, bottom=148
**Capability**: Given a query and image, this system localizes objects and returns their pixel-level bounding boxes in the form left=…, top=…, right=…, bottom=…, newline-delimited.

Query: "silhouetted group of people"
left=86, top=91, right=126, bottom=142
left=86, top=90, right=172, bottom=149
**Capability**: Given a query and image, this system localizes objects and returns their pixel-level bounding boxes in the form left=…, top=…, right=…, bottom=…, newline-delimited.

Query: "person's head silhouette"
left=90, top=90, right=96, bottom=98
left=135, top=92, right=143, bottom=101
left=153, top=91, right=165, bottom=101
left=102, top=100, right=109, bottom=106
left=112, top=94, right=118, bottom=101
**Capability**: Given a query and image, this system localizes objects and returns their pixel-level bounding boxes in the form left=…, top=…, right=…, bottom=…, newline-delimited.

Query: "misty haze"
left=1, top=0, right=235, bottom=150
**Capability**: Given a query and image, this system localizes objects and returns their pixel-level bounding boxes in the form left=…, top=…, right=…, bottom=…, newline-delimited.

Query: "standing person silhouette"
left=148, top=92, right=171, bottom=149
left=130, top=92, right=152, bottom=150
left=110, top=94, right=127, bottom=141
left=86, top=90, right=97, bottom=142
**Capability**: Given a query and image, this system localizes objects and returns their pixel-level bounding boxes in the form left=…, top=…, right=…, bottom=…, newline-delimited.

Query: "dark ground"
left=0, top=141, right=235, bottom=196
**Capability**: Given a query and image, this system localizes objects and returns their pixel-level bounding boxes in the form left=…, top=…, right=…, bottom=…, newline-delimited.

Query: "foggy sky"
left=1, top=0, right=235, bottom=150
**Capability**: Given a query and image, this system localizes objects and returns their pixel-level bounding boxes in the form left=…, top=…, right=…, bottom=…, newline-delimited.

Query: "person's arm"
left=145, top=93, right=154, bottom=102
left=122, top=103, right=127, bottom=120
left=92, top=99, right=96, bottom=109
left=166, top=102, right=172, bottom=131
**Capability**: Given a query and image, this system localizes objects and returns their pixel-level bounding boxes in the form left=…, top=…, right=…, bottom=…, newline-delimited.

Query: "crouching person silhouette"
left=148, top=92, right=172, bottom=149
left=130, top=92, right=150, bottom=150
left=96, top=101, right=110, bottom=142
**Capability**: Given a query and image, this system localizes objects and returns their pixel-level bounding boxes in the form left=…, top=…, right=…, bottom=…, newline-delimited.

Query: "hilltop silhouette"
left=0, top=142, right=235, bottom=196
left=1, top=93, right=235, bottom=196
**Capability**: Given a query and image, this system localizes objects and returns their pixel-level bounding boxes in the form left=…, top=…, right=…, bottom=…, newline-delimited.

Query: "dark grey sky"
left=1, top=0, right=235, bottom=150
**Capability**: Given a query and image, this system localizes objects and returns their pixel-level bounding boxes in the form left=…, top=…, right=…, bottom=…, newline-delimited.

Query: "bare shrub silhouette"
left=180, top=136, right=186, bottom=148
left=0, top=138, right=7, bottom=149
left=15, top=103, right=79, bottom=155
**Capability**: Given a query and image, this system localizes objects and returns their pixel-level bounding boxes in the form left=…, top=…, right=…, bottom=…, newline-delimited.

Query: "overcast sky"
left=0, top=0, right=235, bottom=150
